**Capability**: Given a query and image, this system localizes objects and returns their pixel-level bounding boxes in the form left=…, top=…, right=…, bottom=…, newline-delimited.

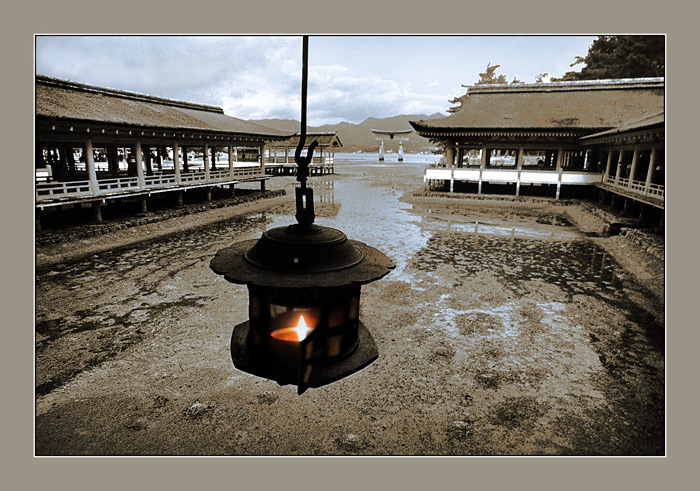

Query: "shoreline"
left=35, top=191, right=289, bottom=271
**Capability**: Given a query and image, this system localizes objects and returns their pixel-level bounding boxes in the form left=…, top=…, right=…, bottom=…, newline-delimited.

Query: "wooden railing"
left=602, top=175, right=664, bottom=199
left=145, top=174, right=177, bottom=187
left=98, top=177, right=140, bottom=192
left=425, top=168, right=602, bottom=185
left=179, top=172, right=207, bottom=184
left=36, top=180, right=92, bottom=200
left=36, top=166, right=265, bottom=203
left=647, top=183, right=665, bottom=198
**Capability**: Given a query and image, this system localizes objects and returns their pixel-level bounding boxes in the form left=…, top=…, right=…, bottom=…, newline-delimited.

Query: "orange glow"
left=270, top=315, right=314, bottom=342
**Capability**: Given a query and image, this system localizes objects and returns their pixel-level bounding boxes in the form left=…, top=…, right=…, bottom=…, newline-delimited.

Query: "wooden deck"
left=598, top=175, right=664, bottom=209
left=264, top=162, right=335, bottom=177
left=36, top=165, right=266, bottom=208
left=425, top=167, right=664, bottom=209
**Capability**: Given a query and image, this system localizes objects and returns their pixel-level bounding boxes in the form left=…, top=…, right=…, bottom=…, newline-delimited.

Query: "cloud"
left=36, top=35, right=301, bottom=112
left=302, top=64, right=450, bottom=125
left=35, top=35, right=506, bottom=125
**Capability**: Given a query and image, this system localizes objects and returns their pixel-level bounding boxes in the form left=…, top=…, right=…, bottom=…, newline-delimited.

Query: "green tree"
left=556, top=35, right=665, bottom=81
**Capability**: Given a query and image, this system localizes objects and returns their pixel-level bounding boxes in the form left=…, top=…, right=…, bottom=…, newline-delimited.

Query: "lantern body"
left=211, top=225, right=393, bottom=394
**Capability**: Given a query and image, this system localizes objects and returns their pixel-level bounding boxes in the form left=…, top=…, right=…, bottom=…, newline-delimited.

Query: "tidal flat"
left=35, top=154, right=664, bottom=455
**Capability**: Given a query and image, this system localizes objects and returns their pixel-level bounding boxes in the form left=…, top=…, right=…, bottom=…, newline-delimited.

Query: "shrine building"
left=410, top=78, right=665, bottom=226
left=35, top=75, right=292, bottom=226
left=264, top=132, right=342, bottom=176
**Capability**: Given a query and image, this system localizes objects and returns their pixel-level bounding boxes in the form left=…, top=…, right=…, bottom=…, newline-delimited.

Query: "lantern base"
left=230, top=320, right=378, bottom=392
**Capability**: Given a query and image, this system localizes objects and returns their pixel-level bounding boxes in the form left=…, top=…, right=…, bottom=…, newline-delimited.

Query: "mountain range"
left=251, top=113, right=447, bottom=153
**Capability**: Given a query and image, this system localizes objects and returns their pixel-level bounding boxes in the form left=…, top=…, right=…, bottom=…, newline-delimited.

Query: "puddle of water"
left=409, top=233, right=624, bottom=298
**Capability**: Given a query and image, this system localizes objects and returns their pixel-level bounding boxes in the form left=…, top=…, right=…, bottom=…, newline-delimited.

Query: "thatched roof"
left=272, top=132, right=343, bottom=148
left=410, top=78, right=664, bottom=136
left=35, top=75, right=291, bottom=139
left=581, top=110, right=664, bottom=141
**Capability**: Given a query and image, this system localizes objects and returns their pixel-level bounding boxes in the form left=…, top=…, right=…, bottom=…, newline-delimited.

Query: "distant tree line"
left=472, top=35, right=665, bottom=85
left=555, top=35, right=664, bottom=80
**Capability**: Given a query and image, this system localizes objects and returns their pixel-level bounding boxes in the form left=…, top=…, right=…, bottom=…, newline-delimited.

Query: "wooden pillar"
left=604, top=149, right=613, bottom=183
left=260, top=145, right=267, bottom=190
left=135, top=141, right=146, bottom=189
left=515, top=146, right=524, bottom=197
left=156, top=147, right=163, bottom=171
left=614, top=151, right=623, bottom=184
left=555, top=147, right=563, bottom=200
left=144, top=146, right=153, bottom=176
left=623, top=197, right=631, bottom=215
left=628, top=147, right=639, bottom=189
left=445, top=144, right=455, bottom=168
left=205, top=187, right=212, bottom=201
left=35, top=208, right=42, bottom=233
left=478, top=147, right=487, bottom=195
left=68, top=145, right=78, bottom=178
left=124, top=146, right=133, bottom=176
left=638, top=203, right=649, bottom=222
left=210, top=146, right=217, bottom=171
left=53, top=146, right=67, bottom=178
left=228, top=146, right=234, bottom=178
left=173, top=143, right=181, bottom=185
left=35, top=142, right=44, bottom=170
left=54, top=145, right=69, bottom=178
left=175, top=191, right=183, bottom=207
left=182, top=145, right=189, bottom=173
left=107, top=144, right=119, bottom=177
left=203, top=144, right=210, bottom=181
left=644, top=147, right=657, bottom=195
left=260, top=143, right=266, bottom=176
left=91, top=201, right=102, bottom=222
left=139, top=195, right=148, bottom=214
left=85, top=140, right=100, bottom=194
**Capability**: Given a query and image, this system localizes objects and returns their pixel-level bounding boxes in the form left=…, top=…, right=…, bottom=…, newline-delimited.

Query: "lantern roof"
left=210, top=224, right=394, bottom=289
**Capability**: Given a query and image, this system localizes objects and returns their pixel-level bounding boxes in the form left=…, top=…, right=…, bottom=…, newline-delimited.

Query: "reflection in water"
left=410, top=233, right=622, bottom=299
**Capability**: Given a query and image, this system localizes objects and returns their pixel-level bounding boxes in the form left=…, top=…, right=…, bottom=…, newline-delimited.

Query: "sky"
left=35, top=35, right=597, bottom=126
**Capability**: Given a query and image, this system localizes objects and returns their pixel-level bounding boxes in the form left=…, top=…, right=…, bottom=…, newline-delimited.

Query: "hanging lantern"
left=210, top=37, right=393, bottom=394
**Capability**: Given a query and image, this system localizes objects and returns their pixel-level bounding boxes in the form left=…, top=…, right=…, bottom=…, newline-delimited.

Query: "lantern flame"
left=292, top=315, right=313, bottom=341
left=270, top=314, right=314, bottom=342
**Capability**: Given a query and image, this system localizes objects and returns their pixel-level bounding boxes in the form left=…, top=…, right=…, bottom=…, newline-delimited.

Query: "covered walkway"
left=35, top=75, right=291, bottom=226
left=412, top=78, right=665, bottom=212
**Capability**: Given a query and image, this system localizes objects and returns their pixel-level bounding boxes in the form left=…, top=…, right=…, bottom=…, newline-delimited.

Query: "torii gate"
left=371, top=129, right=412, bottom=161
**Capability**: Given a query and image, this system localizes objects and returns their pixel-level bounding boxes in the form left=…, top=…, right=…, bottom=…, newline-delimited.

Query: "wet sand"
left=35, top=155, right=665, bottom=455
